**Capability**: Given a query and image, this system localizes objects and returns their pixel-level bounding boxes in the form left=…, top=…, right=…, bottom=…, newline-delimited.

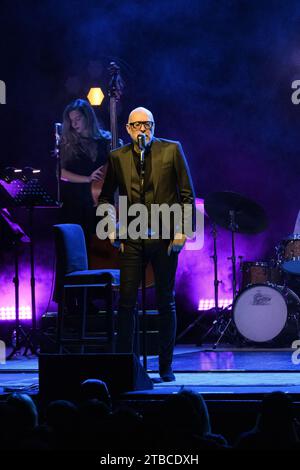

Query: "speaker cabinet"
left=39, top=353, right=153, bottom=404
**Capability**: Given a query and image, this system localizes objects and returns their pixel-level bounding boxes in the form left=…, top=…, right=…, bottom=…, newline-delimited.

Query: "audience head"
left=6, top=393, right=38, bottom=431
left=80, top=378, right=112, bottom=409
left=257, top=391, right=295, bottom=433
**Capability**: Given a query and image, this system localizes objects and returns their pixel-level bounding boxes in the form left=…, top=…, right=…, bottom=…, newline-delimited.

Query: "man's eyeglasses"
left=128, top=121, right=154, bottom=130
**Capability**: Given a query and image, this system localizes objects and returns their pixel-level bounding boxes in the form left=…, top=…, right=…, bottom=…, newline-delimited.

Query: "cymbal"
left=204, top=191, right=268, bottom=234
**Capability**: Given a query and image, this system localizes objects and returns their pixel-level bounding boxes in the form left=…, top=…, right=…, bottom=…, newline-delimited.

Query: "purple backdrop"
left=1, top=0, right=300, bottom=320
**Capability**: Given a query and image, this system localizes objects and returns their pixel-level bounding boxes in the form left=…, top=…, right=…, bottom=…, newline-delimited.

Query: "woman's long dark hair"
left=61, top=99, right=110, bottom=158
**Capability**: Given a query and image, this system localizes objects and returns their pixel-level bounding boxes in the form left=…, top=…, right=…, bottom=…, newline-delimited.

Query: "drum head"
left=233, top=284, right=288, bottom=342
left=281, top=259, right=300, bottom=275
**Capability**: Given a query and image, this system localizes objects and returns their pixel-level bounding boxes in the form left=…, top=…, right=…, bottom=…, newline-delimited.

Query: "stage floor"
left=1, top=345, right=300, bottom=398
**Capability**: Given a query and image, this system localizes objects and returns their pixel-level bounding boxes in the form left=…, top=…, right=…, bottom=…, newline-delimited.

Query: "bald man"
left=98, top=107, right=195, bottom=382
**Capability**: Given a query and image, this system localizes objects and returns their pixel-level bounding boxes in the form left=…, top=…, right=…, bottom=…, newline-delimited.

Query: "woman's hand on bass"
left=89, top=166, right=106, bottom=183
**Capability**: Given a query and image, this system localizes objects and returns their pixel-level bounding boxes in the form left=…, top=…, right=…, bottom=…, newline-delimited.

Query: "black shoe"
left=159, top=367, right=176, bottom=382
left=151, top=377, right=163, bottom=384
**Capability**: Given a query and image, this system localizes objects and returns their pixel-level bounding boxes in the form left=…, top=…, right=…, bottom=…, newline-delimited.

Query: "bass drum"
left=233, top=284, right=300, bottom=344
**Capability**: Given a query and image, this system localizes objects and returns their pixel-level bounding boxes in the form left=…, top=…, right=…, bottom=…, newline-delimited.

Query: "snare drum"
left=278, top=234, right=300, bottom=275
left=240, top=261, right=281, bottom=289
left=233, top=284, right=300, bottom=344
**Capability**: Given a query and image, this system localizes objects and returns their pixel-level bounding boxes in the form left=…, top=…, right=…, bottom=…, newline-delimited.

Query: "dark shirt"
left=131, top=146, right=154, bottom=202
left=132, top=146, right=152, bottom=180
left=131, top=146, right=155, bottom=232
left=60, top=136, right=110, bottom=234
left=61, top=136, right=109, bottom=175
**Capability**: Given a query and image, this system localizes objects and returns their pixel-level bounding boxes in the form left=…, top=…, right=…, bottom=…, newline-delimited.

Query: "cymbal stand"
left=228, top=210, right=239, bottom=300
left=211, top=210, right=239, bottom=348
left=193, top=223, right=226, bottom=346
left=212, top=223, right=222, bottom=311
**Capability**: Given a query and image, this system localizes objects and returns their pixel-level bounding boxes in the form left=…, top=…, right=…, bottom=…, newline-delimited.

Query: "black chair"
left=53, top=224, right=120, bottom=353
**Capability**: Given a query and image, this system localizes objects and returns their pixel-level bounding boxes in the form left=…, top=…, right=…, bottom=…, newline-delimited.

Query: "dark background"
left=0, top=0, right=300, bottom=324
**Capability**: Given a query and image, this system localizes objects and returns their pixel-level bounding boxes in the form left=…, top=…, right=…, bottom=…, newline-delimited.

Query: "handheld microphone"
left=137, top=133, right=147, bottom=151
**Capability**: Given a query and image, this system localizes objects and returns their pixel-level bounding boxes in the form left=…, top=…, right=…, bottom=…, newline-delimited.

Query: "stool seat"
left=65, top=269, right=120, bottom=286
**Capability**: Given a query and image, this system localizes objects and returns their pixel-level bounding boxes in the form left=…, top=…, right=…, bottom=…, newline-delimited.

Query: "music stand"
left=0, top=176, right=60, bottom=357
left=0, top=208, right=31, bottom=357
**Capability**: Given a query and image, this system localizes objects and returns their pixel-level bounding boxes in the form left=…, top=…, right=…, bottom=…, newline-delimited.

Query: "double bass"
left=90, top=62, right=123, bottom=206
left=90, top=62, right=123, bottom=269
left=89, top=63, right=154, bottom=287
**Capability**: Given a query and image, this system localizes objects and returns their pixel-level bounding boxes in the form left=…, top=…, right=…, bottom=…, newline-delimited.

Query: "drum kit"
left=199, top=191, right=300, bottom=348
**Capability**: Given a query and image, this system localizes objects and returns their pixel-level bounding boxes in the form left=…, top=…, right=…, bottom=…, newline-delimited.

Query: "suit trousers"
left=117, top=238, right=178, bottom=369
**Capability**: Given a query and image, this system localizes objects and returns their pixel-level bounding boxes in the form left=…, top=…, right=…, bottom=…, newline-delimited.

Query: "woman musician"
left=60, top=98, right=111, bottom=238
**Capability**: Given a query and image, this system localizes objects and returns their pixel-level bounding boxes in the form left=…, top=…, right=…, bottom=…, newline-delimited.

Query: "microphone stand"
left=53, top=123, right=62, bottom=205
left=139, top=141, right=147, bottom=371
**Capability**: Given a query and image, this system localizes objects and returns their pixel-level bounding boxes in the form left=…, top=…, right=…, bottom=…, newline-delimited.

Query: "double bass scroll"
left=91, top=61, right=124, bottom=206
